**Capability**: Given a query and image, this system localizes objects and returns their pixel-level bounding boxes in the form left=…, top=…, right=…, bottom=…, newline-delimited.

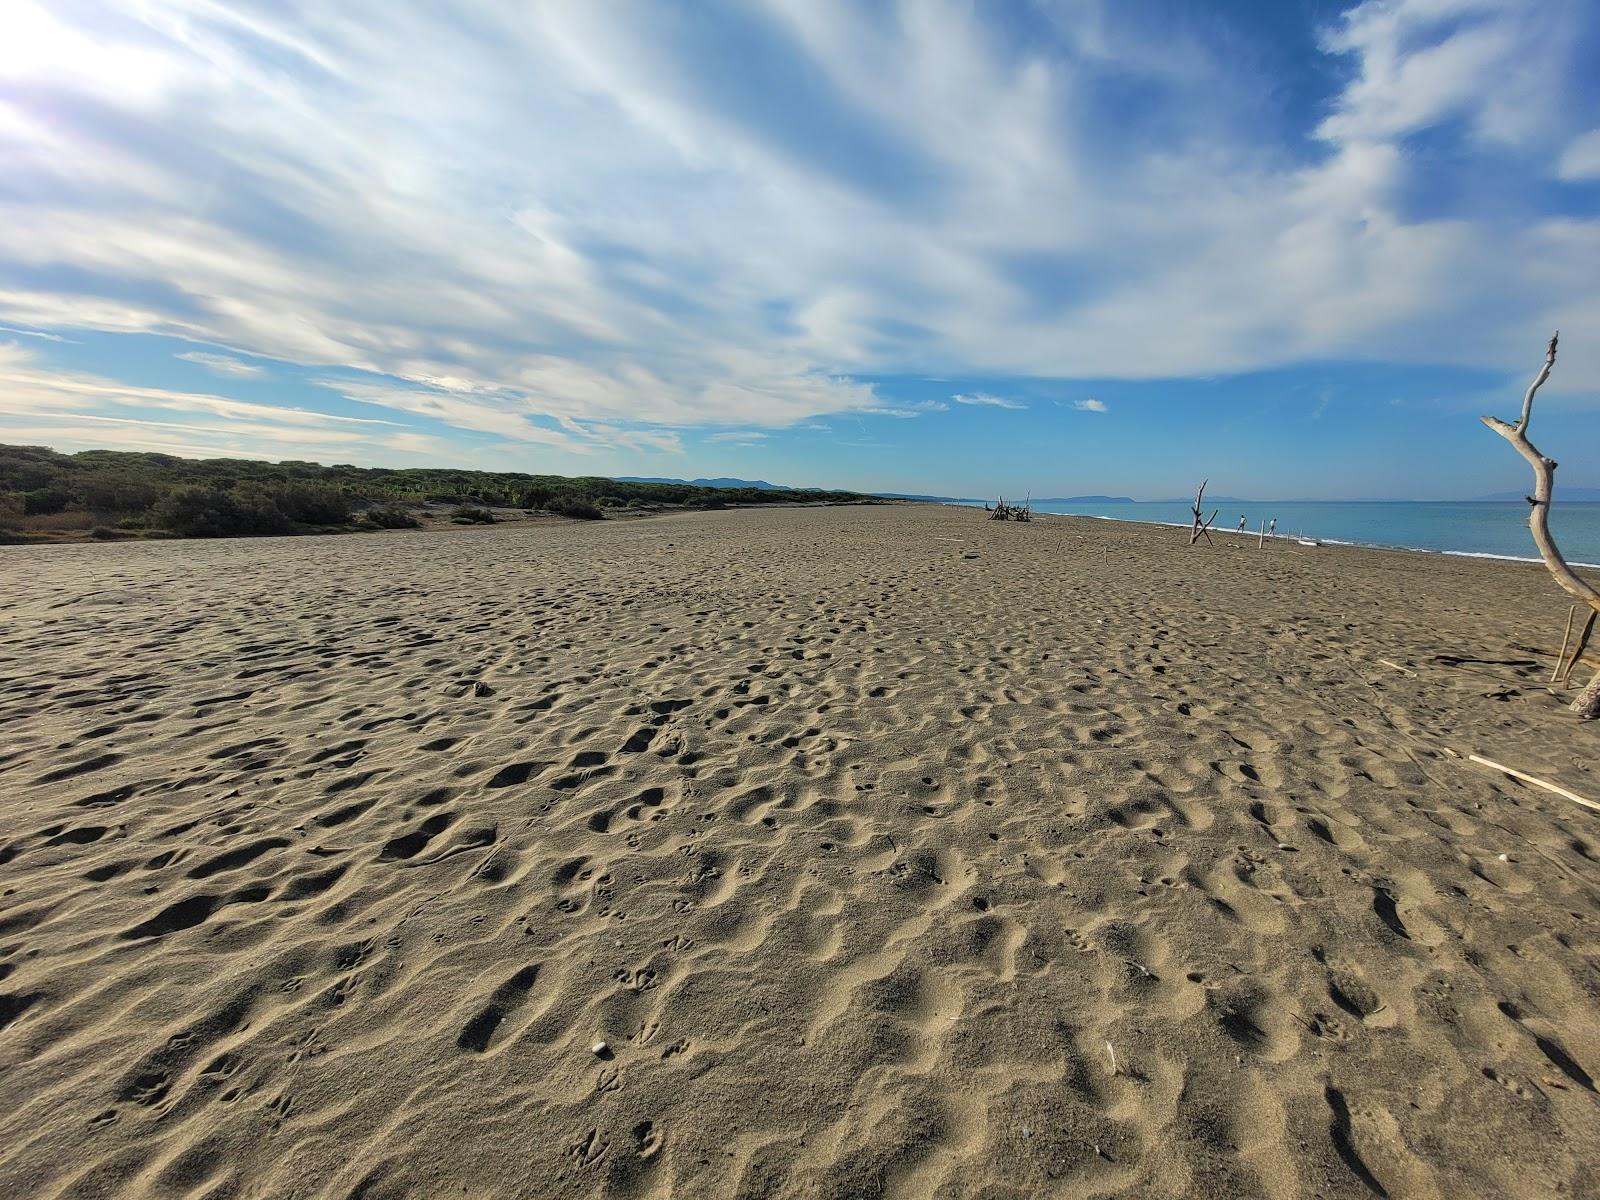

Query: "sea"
left=1004, top=500, right=1600, bottom=568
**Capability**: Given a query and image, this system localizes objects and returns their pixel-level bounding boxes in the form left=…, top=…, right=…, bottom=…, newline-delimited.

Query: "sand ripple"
left=1, top=506, right=1597, bottom=1198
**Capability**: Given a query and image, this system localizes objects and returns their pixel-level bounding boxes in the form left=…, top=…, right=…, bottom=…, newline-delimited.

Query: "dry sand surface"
left=1, top=503, right=1597, bottom=1200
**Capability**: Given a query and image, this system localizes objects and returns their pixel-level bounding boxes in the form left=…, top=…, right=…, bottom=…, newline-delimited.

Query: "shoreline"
left=947, top=502, right=1600, bottom=570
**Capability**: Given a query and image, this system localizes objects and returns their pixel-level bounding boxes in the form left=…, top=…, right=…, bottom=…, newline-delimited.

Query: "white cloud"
left=864, top=400, right=950, bottom=418
left=1558, top=129, right=1600, bottom=181
left=1073, top=398, right=1108, bottom=412
left=1316, top=2, right=1526, bottom=147
left=953, top=393, right=1026, bottom=410
left=0, top=344, right=457, bottom=463
left=176, top=351, right=264, bottom=377
left=0, top=0, right=1596, bottom=450
left=706, top=431, right=769, bottom=444
left=0, top=325, right=67, bottom=341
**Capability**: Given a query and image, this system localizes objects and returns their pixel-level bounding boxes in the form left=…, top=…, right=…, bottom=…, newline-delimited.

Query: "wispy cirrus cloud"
left=0, top=342, right=452, bottom=462
left=866, top=400, right=950, bottom=418
left=0, top=325, right=69, bottom=342
left=0, top=0, right=1596, bottom=473
left=176, top=351, right=264, bottom=377
left=954, top=393, right=1025, bottom=410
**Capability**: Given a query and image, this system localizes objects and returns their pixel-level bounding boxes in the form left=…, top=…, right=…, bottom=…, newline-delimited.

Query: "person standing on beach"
left=1268, top=518, right=1276, bottom=539
left=1238, top=514, right=1247, bottom=533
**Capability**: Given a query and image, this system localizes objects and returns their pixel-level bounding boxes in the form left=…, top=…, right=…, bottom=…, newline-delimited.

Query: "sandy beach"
left=1, top=502, right=1596, bottom=1199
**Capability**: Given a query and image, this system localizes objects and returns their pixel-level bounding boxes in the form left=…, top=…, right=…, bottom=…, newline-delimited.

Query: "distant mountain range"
left=1036, top=495, right=1136, bottom=504
left=614, top=476, right=791, bottom=490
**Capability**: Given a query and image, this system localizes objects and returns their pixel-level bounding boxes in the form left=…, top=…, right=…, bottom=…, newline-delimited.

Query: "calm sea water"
left=1017, top=500, right=1600, bottom=567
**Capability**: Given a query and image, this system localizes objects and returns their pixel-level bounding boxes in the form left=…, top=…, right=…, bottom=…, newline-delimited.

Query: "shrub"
left=80, top=475, right=160, bottom=515
left=450, top=506, right=495, bottom=525
left=0, top=451, right=61, bottom=493
left=154, top=487, right=292, bottom=537
left=23, top=487, right=73, bottom=515
left=362, top=505, right=421, bottom=529
left=265, top=484, right=351, bottom=525
left=90, top=526, right=135, bottom=540
left=547, top=494, right=603, bottom=520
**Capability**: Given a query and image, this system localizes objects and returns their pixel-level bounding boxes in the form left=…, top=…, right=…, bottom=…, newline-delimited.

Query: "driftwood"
left=1188, top=480, right=1218, bottom=546
left=1553, top=607, right=1597, bottom=687
left=1468, top=754, right=1600, bottom=814
left=1481, top=333, right=1600, bottom=719
left=1553, top=605, right=1577, bottom=683
left=985, top=494, right=1032, bottom=522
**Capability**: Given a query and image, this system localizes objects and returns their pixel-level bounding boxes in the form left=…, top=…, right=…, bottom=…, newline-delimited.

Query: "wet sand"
left=1, top=503, right=1596, bottom=1199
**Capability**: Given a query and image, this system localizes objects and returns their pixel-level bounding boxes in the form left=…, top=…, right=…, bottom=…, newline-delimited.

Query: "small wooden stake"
left=1557, top=609, right=1596, bottom=687
left=1553, top=605, right=1578, bottom=684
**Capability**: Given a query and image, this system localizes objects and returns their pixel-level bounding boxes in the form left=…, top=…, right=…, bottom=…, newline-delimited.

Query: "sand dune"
left=1, top=504, right=1596, bottom=1199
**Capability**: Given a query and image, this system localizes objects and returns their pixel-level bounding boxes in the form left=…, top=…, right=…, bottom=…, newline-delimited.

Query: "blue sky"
left=2, top=0, right=1598, bottom=499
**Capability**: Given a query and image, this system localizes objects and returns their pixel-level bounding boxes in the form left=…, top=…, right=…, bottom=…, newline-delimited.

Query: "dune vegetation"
left=0, top=444, right=877, bottom=543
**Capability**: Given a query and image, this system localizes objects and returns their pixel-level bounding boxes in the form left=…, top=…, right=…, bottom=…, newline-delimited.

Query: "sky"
left=2, top=0, right=1599, bottom=500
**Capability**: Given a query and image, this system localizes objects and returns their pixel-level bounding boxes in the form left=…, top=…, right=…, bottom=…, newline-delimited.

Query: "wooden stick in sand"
left=1468, top=754, right=1600, bottom=814
left=1553, top=605, right=1578, bottom=684
left=1556, top=609, right=1597, bottom=688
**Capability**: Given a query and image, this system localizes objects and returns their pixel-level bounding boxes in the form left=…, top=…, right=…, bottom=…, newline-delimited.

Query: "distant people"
left=1268, top=518, right=1277, bottom=539
left=1237, top=514, right=1247, bottom=533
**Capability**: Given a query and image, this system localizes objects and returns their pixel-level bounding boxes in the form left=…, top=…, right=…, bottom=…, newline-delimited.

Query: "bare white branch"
left=1480, top=333, right=1600, bottom=718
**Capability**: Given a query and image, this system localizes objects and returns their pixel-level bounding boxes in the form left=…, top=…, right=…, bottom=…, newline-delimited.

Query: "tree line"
left=0, top=444, right=877, bottom=542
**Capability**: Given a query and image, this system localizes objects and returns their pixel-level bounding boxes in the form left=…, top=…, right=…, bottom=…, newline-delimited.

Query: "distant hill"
left=1034, top=495, right=1135, bottom=504
left=874, top=492, right=983, bottom=504
left=1477, top=487, right=1600, bottom=502
left=616, top=476, right=791, bottom=491
left=874, top=493, right=1136, bottom=505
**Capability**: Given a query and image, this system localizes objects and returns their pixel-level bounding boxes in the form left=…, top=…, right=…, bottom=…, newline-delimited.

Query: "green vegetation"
left=359, top=505, right=422, bottom=530
left=0, top=443, right=879, bottom=542
left=545, top=494, right=604, bottom=520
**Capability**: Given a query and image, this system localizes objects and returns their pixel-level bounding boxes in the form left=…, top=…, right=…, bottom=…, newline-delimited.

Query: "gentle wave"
left=951, top=501, right=1600, bottom=569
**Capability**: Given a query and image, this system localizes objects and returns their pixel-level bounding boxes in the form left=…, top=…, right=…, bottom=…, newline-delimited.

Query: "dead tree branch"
left=1188, top=480, right=1217, bottom=547
left=1481, top=332, right=1600, bottom=718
